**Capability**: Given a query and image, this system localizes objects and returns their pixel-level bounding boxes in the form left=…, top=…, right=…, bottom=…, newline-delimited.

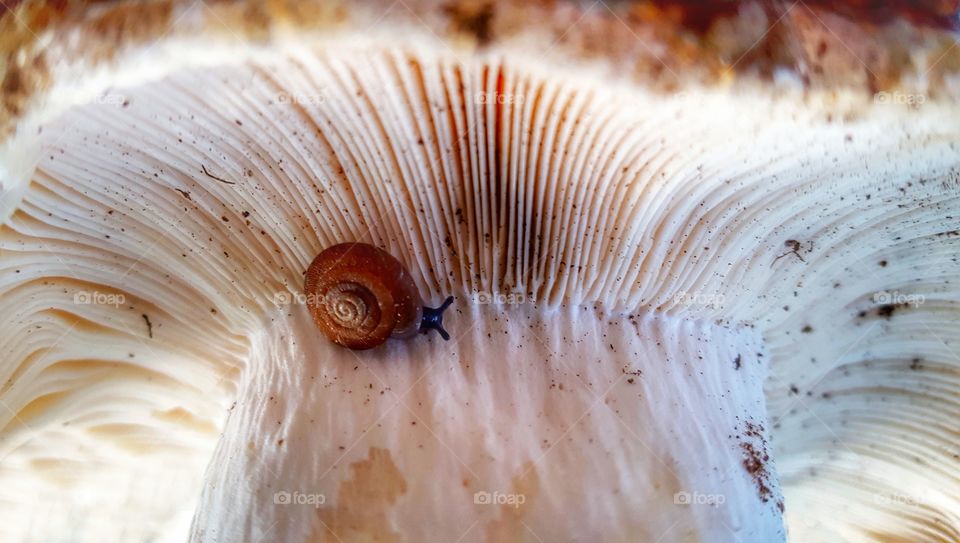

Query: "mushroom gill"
left=1, top=1, right=959, bottom=542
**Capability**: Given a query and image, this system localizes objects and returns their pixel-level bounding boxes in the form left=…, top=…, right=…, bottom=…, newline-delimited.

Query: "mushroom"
left=1, top=1, right=958, bottom=542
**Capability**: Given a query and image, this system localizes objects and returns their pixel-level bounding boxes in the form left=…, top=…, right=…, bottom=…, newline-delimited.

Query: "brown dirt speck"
left=739, top=421, right=776, bottom=505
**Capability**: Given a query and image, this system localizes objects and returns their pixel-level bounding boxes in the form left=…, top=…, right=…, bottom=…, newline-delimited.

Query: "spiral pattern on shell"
left=304, top=243, right=422, bottom=350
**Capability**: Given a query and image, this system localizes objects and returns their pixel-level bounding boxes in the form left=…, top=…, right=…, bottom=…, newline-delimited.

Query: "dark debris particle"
left=739, top=422, right=774, bottom=504
left=877, top=303, right=906, bottom=319
left=142, top=314, right=153, bottom=338
left=202, top=164, right=236, bottom=185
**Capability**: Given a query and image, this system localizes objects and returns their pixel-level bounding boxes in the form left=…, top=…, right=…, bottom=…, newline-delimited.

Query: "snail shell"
left=304, top=243, right=422, bottom=350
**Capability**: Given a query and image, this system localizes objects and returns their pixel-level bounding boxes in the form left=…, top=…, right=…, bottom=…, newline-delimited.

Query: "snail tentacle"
left=420, top=296, right=454, bottom=341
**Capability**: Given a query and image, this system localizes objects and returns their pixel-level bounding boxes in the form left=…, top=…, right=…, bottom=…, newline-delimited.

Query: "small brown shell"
left=304, top=243, right=422, bottom=350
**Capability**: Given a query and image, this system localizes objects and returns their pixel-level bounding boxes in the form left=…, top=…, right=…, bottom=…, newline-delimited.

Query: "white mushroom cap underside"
left=0, top=32, right=959, bottom=542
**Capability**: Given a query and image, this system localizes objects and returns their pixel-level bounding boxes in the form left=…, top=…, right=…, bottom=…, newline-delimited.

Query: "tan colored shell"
left=304, top=243, right=422, bottom=350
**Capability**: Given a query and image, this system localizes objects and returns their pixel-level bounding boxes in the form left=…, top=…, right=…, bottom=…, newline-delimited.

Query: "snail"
left=304, top=242, right=454, bottom=350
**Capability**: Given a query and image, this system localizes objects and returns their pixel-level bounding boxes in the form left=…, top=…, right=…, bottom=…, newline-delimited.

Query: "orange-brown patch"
left=484, top=461, right=540, bottom=543
left=311, top=447, right=408, bottom=543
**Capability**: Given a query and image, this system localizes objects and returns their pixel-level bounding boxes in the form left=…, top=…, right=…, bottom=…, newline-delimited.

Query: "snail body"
left=304, top=243, right=453, bottom=350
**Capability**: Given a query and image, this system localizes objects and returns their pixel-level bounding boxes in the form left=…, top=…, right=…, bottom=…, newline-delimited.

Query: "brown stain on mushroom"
left=0, top=1, right=55, bottom=131
left=86, top=1, right=173, bottom=55
left=444, top=0, right=497, bottom=46
left=87, top=423, right=177, bottom=454
left=27, top=457, right=89, bottom=484
left=3, top=0, right=959, bottom=138
left=311, top=447, right=408, bottom=543
left=863, top=529, right=940, bottom=543
left=483, top=461, right=540, bottom=543
left=152, top=407, right=218, bottom=434
left=0, top=0, right=170, bottom=136
left=1, top=51, right=47, bottom=121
